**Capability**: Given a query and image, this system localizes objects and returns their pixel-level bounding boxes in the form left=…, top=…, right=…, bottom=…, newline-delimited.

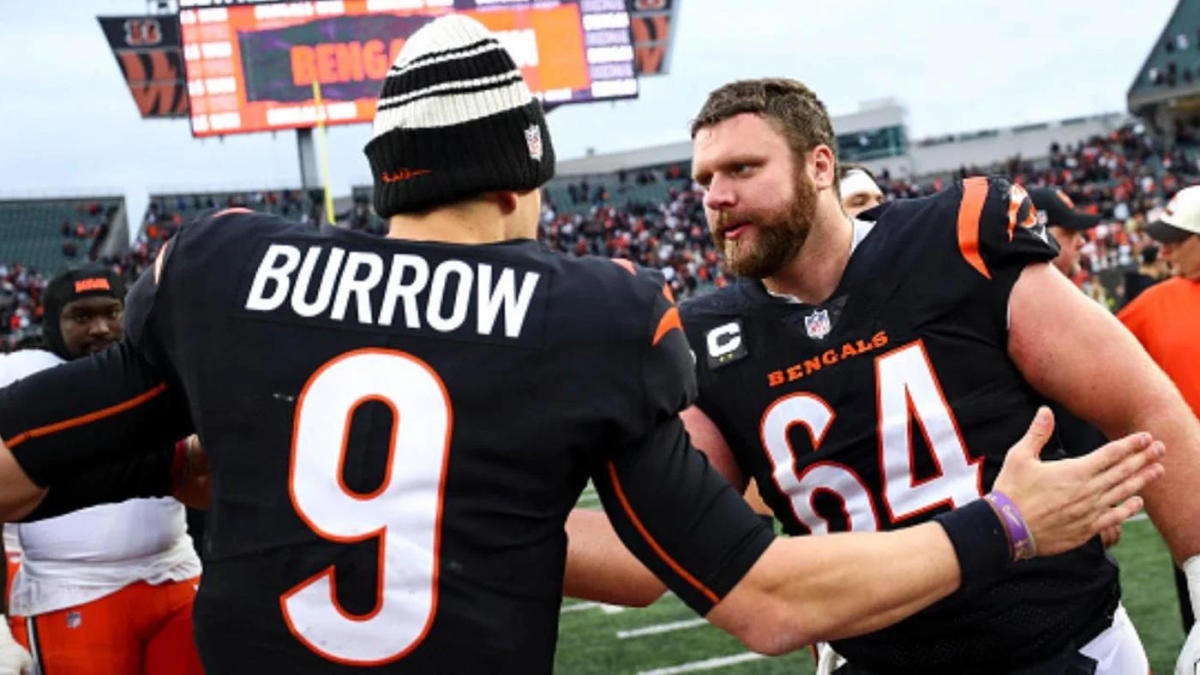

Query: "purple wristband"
left=984, top=491, right=1036, bottom=561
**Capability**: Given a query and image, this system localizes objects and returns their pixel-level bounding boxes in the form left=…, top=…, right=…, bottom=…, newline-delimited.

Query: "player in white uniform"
left=0, top=266, right=202, bottom=675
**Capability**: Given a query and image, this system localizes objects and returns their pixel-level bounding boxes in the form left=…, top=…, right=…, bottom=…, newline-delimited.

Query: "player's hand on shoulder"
left=0, top=618, right=32, bottom=675
left=991, top=406, right=1163, bottom=558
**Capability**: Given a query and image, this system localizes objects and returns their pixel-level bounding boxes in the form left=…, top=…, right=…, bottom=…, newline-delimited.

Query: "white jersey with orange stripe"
left=0, top=349, right=201, bottom=616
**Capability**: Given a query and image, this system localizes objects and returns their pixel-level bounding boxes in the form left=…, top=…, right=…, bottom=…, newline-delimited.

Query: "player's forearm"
left=1008, top=265, right=1200, bottom=560
left=709, top=522, right=960, bottom=654
left=1116, top=400, right=1200, bottom=563
left=1067, top=326, right=1200, bottom=561
left=564, top=508, right=665, bottom=606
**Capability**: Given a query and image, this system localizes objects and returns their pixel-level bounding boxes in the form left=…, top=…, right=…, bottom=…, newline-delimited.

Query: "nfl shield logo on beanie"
left=524, top=124, right=543, bottom=161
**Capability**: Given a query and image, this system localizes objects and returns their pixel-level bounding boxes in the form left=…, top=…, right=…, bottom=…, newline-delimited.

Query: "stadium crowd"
left=540, top=176, right=725, bottom=300
left=58, top=201, right=114, bottom=260
left=541, top=121, right=1200, bottom=306
left=0, top=122, right=1197, bottom=350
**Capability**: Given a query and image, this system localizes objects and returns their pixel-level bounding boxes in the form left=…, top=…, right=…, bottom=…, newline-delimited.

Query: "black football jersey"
left=1, top=209, right=773, bottom=674
left=680, top=178, right=1119, bottom=674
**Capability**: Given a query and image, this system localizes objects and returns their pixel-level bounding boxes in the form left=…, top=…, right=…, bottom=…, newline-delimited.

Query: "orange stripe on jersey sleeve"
left=605, top=460, right=720, bottom=605
left=652, top=282, right=683, bottom=346
left=1004, top=183, right=1035, bottom=242
left=5, top=383, right=169, bottom=449
left=211, top=207, right=255, bottom=219
left=660, top=283, right=676, bottom=303
left=610, top=258, right=637, bottom=275
left=956, top=177, right=991, bottom=279
left=153, top=239, right=171, bottom=284
left=652, top=307, right=683, bottom=346
left=1005, top=194, right=1020, bottom=242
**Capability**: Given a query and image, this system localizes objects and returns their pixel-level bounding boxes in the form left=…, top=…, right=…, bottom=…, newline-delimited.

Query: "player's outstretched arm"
left=564, top=405, right=745, bottom=606
left=591, top=405, right=1161, bottom=655
left=0, top=341, right=193, bottom=521
left=565, top=508, right=666, bottom=607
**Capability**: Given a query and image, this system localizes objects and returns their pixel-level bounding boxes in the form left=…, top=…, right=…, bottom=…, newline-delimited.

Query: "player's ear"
left=809, top=144, right=837, bottom=192
left=487, top=190, right=520, bottom=215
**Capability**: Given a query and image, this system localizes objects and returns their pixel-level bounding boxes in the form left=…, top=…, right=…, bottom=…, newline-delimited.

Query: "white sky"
left=0, top=0, right=1179, bottom=218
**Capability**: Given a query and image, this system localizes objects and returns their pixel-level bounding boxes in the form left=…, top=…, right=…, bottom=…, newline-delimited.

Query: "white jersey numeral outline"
left=760, top=340, right=982, bottom=533
left=282, top=348, right=452, bottom=665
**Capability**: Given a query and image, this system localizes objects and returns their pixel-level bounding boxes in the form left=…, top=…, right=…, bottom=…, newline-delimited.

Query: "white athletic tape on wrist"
left=1183, top=554, right=1200, bottom=620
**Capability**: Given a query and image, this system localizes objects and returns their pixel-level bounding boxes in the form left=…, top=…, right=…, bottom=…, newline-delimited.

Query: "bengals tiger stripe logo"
left=123, top=18, right=162, bottom=47
left=1005, top=183, right=1038, bottom=240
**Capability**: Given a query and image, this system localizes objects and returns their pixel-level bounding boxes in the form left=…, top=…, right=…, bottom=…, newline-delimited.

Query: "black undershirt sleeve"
left=0, top=339, right=192, bottom=489
left=17, top=440, right=181, bottom=522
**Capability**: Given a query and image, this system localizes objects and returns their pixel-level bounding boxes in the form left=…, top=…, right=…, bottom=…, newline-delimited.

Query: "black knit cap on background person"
left=1028, top=188, right=1101, bottom=231
left=42, top=264, right=125, bottom=361
left=364, top=14, right=556, bottom=217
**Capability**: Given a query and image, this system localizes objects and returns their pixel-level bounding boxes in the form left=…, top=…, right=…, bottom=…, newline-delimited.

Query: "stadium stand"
left=881, top=121, right=1200, bottom=307
left=1129, top=0, right=1200, bottom=133
left=0, top=196, right=128, bottom=348
left=544, top=162, right=692, bottom=215
left=346, top=186, right=388, bottom=235
left=145, top=189, right=320, bottom=227
left=3, top=117, right=1200, bottom=350
left=0, top=196, right=124, bottom=274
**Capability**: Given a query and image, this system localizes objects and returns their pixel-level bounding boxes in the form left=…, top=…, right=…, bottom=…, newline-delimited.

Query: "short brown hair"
left=691, top=78, right=839, bottom=180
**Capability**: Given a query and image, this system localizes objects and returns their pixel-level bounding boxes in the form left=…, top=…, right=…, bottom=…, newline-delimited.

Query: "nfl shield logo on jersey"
left=524, top=124, right=543, bottom=161
left=804, top=309, right=832, bottom=339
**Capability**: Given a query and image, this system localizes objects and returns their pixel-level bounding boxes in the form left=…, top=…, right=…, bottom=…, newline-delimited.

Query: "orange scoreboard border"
left=183, top=1, right=608, bottom=137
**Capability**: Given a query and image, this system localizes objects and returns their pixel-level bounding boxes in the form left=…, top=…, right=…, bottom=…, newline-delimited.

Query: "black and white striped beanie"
left=364, top=14, right=556, bottom=217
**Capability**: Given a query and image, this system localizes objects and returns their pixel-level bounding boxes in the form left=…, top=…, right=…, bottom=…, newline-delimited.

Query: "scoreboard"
left=179, top=0, right=639, bottom=138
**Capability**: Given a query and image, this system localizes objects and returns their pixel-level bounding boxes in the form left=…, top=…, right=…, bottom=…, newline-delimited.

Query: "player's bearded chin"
left=715, top=173, right=817, bottom=279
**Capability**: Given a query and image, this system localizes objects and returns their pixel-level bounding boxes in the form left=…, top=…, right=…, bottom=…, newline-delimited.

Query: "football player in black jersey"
left=573, top=78, right=1200, bottom=675
left=0, top=25, right=1166, bottom=675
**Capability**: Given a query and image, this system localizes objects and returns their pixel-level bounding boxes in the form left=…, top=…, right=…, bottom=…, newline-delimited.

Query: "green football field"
left=556, top=496, right=1185, bottom=674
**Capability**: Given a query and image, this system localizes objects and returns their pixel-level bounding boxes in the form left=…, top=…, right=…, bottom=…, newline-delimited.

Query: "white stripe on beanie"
left=387, top=38, right=506, bottom=76
left=371, top=15, right=535, bottom=139
left=373, top=77, right=531, bottom=132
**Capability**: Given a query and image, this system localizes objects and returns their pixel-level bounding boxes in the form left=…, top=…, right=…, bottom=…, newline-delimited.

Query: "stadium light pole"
left=310, top=80, right=337, bottom=226
left=296, top=128, right=321, bottom=209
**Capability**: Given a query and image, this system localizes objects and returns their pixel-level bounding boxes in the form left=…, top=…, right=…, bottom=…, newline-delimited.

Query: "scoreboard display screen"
left=179, top=0, right=638, bottom=137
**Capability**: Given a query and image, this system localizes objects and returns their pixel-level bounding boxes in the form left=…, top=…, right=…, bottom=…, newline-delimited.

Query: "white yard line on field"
left=616, top=617, right=707, bottom=639
left=637, top=652, right=766, bottom=674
